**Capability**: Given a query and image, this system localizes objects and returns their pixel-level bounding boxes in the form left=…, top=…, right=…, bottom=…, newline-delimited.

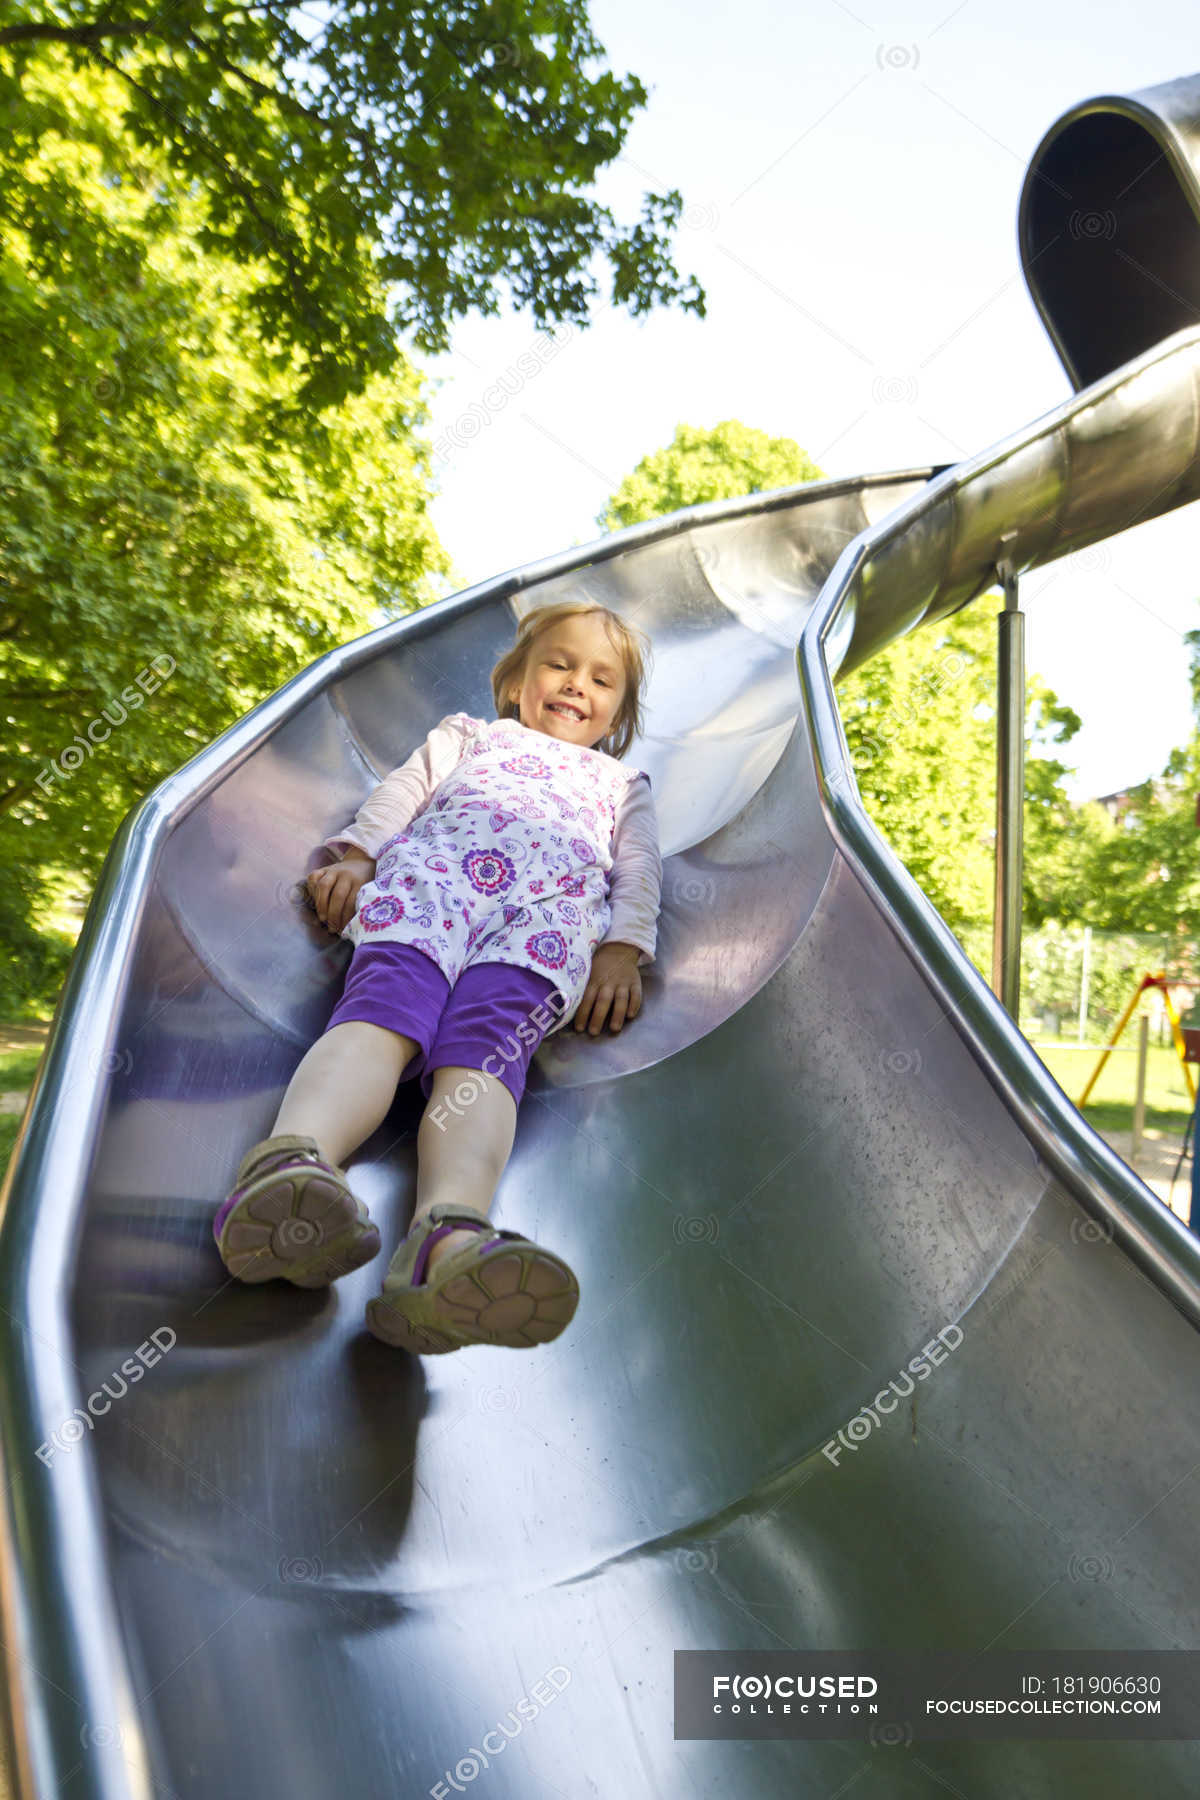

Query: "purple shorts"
left=324, top=943, right=564, bottom=1110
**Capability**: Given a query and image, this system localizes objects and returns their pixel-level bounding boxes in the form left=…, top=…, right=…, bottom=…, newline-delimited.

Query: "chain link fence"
left=953, top=920, right=1200, bottom=1045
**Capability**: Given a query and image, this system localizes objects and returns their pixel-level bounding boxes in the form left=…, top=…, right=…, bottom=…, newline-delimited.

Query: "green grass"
left=0, top=1040, right=46, bottom=1187
left=1032, top=1036, right=1195, bottom=1137
left=0, top=1047, right=44, bottom=1089
left=0, top=1114, right=20, bottom=1176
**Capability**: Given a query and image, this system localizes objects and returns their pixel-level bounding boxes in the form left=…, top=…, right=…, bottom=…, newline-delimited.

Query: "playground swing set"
left=1075, top=974, right=1200, bottom=1223
left=1077, top=971, right=1198, bottom=1110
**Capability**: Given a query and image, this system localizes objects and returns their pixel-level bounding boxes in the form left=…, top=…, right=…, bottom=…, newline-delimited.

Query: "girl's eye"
left=550, top=660, right=610, bottom=686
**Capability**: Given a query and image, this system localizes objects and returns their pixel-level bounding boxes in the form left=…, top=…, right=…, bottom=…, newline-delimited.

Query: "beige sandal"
left=365, top=1202, right=580, bottom=1354
left=214, top=1133, right=381, bottom=1287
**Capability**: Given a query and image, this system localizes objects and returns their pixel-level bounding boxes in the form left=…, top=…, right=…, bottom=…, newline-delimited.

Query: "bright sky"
left=417, top=0, right=1200, bottom=803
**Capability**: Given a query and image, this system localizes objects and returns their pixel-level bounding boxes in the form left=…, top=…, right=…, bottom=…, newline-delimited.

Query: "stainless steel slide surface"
left=6, top=317, right=1200, bottom=1799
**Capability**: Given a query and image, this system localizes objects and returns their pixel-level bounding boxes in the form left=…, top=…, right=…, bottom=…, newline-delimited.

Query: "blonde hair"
left=490, top=601, right=651, bottom=761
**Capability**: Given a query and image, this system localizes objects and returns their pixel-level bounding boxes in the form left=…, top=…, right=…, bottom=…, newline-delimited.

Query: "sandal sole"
left=366, top=1243, right=579, bottom=1352
left=218, top=1172, right=380, bottom=1287
left=362, top=1306, right=469, bottom=1356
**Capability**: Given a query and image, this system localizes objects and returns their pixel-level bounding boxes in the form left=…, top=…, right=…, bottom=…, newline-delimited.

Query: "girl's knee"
left=324, top=1019, right=420, bottom=1071
left=423, top=1063, right=518, bottom=1129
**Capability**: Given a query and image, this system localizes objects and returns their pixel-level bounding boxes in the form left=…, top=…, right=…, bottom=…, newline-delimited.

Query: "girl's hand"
left=306, top=855, right=376, bottom=934
left=573, top=942, right=643, bottom=1035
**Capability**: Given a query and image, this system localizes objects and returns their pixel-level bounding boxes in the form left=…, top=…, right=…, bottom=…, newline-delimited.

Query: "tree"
left=1054, top=627, right=1200, bottom=940
left=0, top=54, right=453, bottom=1007
left=599, top=420, right=823, bottom=530
left=1023, top=734, right=1113, bottom=929
left=842, top=598, right=1097, bottom=934
left=0, top=0, right=706, bottom=427
left=1079, top=762, right=1200, bottom=938
left=838, top=596, right=1000, bottom=929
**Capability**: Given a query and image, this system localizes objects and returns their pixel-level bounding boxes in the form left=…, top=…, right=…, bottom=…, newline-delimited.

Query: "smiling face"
left=507, top=613, right=628, bottom=750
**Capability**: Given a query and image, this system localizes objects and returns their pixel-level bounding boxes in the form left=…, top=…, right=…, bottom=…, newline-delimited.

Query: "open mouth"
left=547, top=703, right=585, bottom=722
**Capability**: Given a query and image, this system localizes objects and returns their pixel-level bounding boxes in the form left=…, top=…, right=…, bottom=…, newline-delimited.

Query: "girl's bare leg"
left=271, top=1021, right=419, bottom=1169
left=412, top=1066, right=518, bottom=1272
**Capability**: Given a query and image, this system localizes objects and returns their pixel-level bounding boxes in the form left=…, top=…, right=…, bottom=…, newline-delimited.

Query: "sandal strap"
left=411, top=1217, right=500, bottom=1287
left=423, top=1201, right=491, bottom=1228
left=234, top=1133, right=331, bottom=1188
left=400, top=1205, right=527, bottom=1288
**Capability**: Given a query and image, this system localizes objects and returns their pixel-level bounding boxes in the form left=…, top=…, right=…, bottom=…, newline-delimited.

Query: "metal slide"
left=6, top=71, right=1200, bottom=1800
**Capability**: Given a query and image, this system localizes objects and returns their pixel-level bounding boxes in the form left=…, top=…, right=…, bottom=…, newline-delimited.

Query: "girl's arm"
left=601, top=776, right=662, bottom=968
left=321, top=712, right=482, bottom=862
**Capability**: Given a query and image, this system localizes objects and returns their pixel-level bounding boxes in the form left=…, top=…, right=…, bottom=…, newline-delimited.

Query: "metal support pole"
left=991, top=562, right=1025, bottom=1020
left=1078, top=924, right=1091, bottom=1043
left=1132, top=1012, right=1149, bottom=1167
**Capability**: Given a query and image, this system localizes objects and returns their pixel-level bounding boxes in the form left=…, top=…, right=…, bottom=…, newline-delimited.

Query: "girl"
left=213, top=601, right=662, bottom=1355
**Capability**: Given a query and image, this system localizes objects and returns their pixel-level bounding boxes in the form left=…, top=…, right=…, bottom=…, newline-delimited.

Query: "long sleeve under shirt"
left=322, top=713, right=663, bottom=969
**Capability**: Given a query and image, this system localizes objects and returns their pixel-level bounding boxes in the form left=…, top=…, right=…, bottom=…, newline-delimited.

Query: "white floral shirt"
left=323, top=713, right=662, bottom=1036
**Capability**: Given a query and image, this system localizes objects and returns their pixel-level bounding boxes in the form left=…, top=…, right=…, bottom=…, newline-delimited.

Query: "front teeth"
left=550, top=705, right=582, bottom=720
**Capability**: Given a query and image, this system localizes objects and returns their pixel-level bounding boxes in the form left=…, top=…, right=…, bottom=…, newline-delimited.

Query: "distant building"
left=1092, top=779, right=1163, bottom=825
